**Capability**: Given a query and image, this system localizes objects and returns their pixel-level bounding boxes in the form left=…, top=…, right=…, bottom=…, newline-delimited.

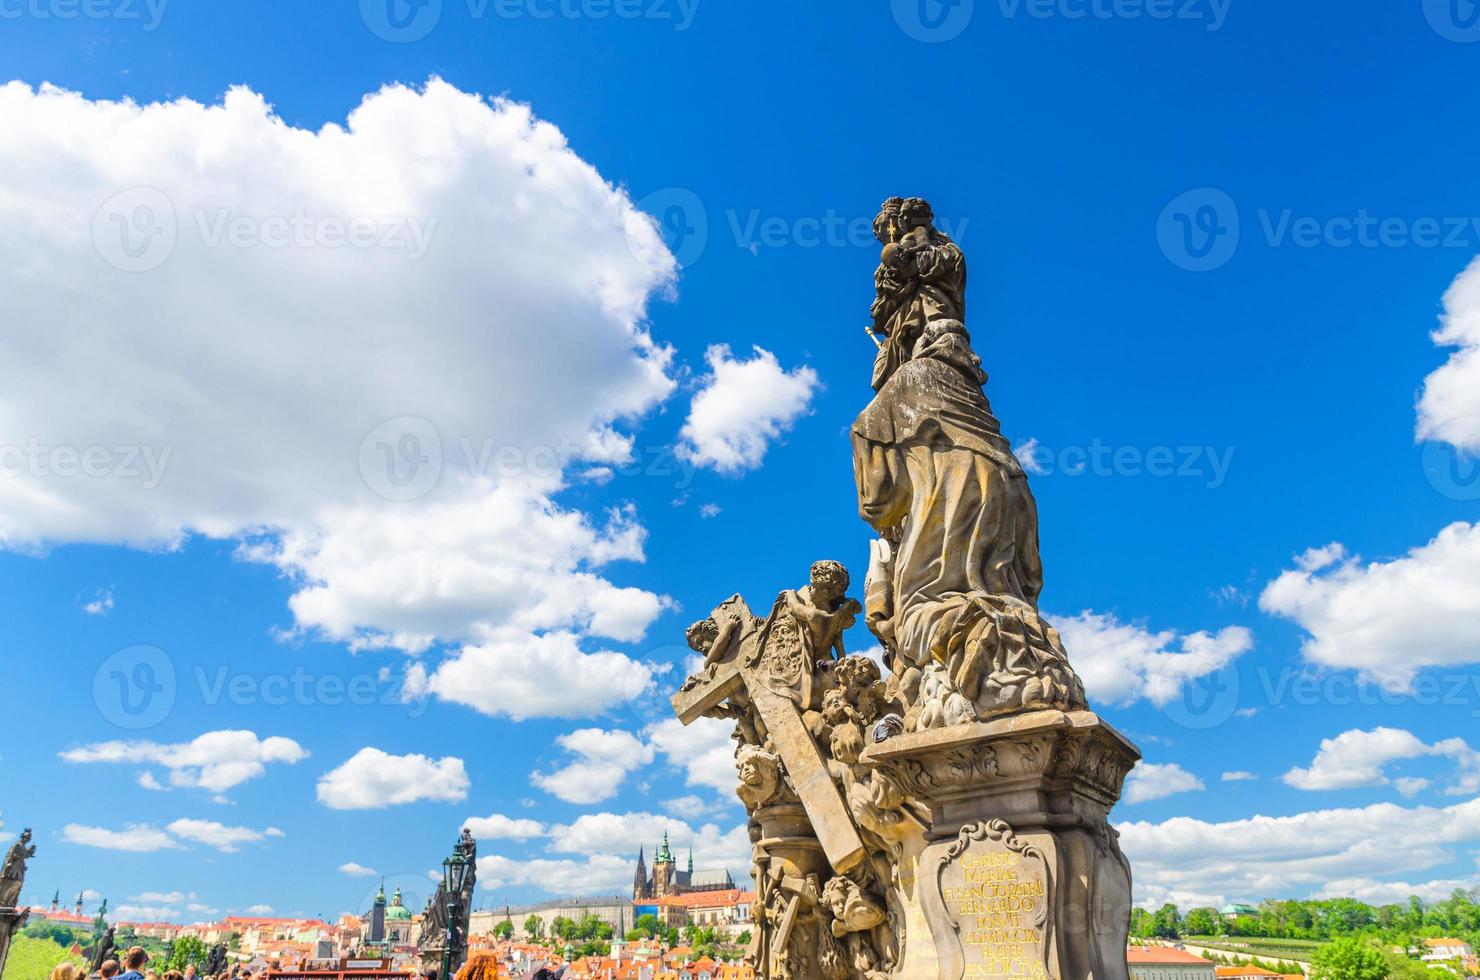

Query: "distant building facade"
left=1127, top=945, right=1217, bottom=980
left=632, top=832, right=735, bottom=902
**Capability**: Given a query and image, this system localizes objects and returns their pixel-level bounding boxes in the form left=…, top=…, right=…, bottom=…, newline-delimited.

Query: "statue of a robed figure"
left=671, top=197, right=1140, bottom=980
left=0, top=829, right=36, bottom=978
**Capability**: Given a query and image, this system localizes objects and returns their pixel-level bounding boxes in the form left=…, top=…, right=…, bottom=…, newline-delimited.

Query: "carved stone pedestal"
left=862, top=709, right=1140, bottom=980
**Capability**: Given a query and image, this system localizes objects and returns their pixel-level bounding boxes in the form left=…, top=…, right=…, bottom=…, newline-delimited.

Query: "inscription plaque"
left=938, top=819, right=1052, bottom=979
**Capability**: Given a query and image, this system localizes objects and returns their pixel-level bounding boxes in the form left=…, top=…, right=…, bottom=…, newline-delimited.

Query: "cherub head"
left=809, top=559, right=850, bottom=606
left=735, top=744, right=782, bottom=809
left=685, top=616, right=719, bottom=654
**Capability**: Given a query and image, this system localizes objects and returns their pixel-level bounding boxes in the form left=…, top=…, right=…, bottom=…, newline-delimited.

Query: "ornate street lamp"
left=440, top=839, right=470, bottom=980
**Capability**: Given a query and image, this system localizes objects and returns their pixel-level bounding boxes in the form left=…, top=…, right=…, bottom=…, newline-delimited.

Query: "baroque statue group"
left=672, top=197, right=1141, bottom=980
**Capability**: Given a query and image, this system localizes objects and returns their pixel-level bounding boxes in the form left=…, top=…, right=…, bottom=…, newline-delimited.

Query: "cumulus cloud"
left=62, top=820, right=279, bottom=853
left=1283, top=727, right=1480, bottom=795
left=1052, top=610, right=1252, bottom=707
left=116, top=904, right=181, bottom=922
left=1417, top=254, right=1480, bottom=451
left=338, top=862, right=378, bottom=877
left=1121, top=795, right=1480, bottom=908
left=1221, top=771, right=1258, bottom=782
left=530, top=728, right=654, bottom=805
left=83, top=590, right=114, bottom=615
left=678, top=345, right=819, bottom=473
left=60, top=730, right=307, bottom=796
left=475, top=853, right=636, bottom=895
left=424, top=631, right=655, bottom=721
left=647, top=716, right=737, bottom=795
left=316, top=748, right=469, bottom=809
left=461, top=812, right=547, bottom=840
left=1259, top=524, right=1480, bottom=687
left=1124, top=762, right=1205, bottom=804
left=0, top=78, right=678, bottom=705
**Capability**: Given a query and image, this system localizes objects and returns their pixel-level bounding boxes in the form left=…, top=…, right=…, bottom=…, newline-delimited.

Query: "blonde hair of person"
left=49, top=963, right=84, bottom=980
left=453, top=952, right=501, bottom=980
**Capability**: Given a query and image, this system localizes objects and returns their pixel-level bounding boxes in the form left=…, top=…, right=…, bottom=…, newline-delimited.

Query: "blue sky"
left=1, top=0, right=1480, bottom=923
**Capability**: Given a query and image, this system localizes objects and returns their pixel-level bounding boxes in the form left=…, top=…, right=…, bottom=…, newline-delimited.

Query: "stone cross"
left=672, top=649, right=866, bottom=874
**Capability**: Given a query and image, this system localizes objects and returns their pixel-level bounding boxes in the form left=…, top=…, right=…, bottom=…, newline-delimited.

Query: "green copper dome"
left=385, top=886, right=412, bottom=920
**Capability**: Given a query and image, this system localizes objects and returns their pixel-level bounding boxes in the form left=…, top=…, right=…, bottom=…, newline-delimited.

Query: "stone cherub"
left=760, top=560, right=863, bottom=666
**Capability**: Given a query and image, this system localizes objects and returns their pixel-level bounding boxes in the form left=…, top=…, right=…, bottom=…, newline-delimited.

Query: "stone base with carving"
left=862, top=710, right=1140, bottom=980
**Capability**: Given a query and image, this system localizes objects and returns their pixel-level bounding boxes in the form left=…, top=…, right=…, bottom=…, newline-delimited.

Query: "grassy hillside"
left=2, top=936, right=86, bottom=980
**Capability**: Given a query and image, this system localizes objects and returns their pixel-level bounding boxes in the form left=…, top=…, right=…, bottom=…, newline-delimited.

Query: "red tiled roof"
left=1127, top=946, right=1210, bottom=965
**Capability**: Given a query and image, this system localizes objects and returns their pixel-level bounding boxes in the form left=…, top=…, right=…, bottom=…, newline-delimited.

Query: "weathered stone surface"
left=669, top=197, right=1139, bottom=979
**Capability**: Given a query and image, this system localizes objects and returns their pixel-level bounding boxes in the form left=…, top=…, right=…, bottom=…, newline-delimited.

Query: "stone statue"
left=89, top=926, right=117, bottom=974
left=854, top=197, right=1085, bottom=727
left=205, top=942, right=228, bottom=977
left=0, top=829, right=35, bottom=979
left=0, top=829, right=34, bottom=909
left=670, top=198, right=1140, bottom=980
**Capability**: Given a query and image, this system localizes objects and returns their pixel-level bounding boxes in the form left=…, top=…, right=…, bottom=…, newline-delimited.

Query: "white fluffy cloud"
left=1120, top=795, right=1480, bottom=908
left=545, top=811, right=751, bottom=872
left=678, top=345, right=819, bottom=473
left=475, top=853, right=636, bottom=895
left=1221, top=771, right=1258, bottom=782
left=647, top=716, right=737, bottom=795
left=316, top=748, right=469, bottom=809
left=62, top=820, right=279, bottom=853
left=530, top=728, right=654, bottom=804
left=1053, top=610, right=1252, bottom=707
left=420, top=631, right=656, bottom=721
left=1259, top=524, right=1480, bottom=687
left=1417, top=254, right=1480, bottom=451
left=338, top=862, right=378, bottom=877
left=116, top=904, right=181, bottom=922
left=1283, top=727, right=1480, bottom=795
left=0, top=79, right=678, bottom=698
left=1124, top=763, right=1205, bottom=805
left=166, top=819, right=283, bottom=852
left=461, top=812, right=547, bottom=840
left=60, top=730, right=307, bottom=796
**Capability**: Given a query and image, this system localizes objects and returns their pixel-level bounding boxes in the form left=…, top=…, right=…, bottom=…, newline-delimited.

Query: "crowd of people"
left=45, top=945, right=264, bottom=980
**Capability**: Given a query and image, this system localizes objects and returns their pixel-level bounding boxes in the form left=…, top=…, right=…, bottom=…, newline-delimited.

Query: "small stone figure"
left=0, top=829, right=35, bottom=909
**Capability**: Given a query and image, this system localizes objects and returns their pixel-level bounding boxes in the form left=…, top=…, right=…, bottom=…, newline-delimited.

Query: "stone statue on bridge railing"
left=670, top=197, right=1140, bottom=980
left=0, top=828, right=36, bottom=979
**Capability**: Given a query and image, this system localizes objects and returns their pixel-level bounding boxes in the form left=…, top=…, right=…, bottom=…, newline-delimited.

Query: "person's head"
left=144, top=970, right=160, bottom=980
left=100, top=960, right=121, bottom=979
left=124, top=948, right=149, bottom=972
left=809, top=560, right=849, bottom=605
left=164, top=969, right=183, bottom=980
left=454, top=953, right=499, bottom=980
left=50, top=962, right=83, bottom=980
left=182, top=966, right=196, bottom=978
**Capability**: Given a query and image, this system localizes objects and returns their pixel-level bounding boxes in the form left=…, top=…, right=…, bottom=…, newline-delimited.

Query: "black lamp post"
left=440, top=840, right=470, bottom=980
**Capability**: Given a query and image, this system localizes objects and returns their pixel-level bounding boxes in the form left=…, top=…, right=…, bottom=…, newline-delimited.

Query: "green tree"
left=631, top=914, right=661, bottom=939
left=522, top=915, right=543, bottom=939
left=492, top=920, right=513, bottom=941
left=1309, top=937, right=1388, bottom=980
left=1150, top=903, right=1181, bottom=939
left=1183, top=908, right=1221, bottom=937
left=1128, top=908, right=1154, bottom=939
left=164, top=937, right=207, bottom=972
